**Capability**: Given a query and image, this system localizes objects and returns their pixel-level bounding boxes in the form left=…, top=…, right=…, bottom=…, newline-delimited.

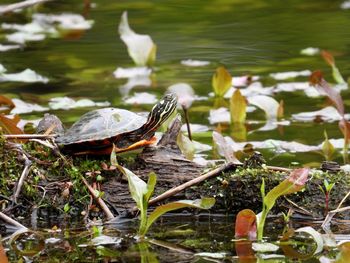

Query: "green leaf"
left=177, top=133, right=195, bottom=160
left=212, top=66, right=232, bottom=97
left=264, top=168, right=309, bottom=211
left=117, top=165, right=148, bottom=210
left=143, top=198, right=215, bottom=235
left=145, top=172, right=157, bottom=203
left=322, top=130, right=335, bottom=161
left=230, top=89, right=246, bottom=123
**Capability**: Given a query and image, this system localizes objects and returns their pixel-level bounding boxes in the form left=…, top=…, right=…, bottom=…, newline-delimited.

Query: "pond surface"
left=1, top=0, right=350, bottom=262
left=1, top=0, right=350, bottom=166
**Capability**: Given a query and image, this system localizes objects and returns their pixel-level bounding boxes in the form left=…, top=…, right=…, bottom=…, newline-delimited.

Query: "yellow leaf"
left=230, top=89, right=246, bottom=124
left=212, top=66, right=232, bottom=97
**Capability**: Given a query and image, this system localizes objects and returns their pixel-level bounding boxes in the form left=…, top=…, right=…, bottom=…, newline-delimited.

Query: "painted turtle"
left=56, top=94, right=177, bottom=155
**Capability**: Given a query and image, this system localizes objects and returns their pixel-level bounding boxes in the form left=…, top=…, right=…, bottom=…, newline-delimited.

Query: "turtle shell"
left=56, top=108, right=146, bottom=146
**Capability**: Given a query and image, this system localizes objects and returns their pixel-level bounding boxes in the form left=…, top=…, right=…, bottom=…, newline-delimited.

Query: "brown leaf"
left=309, top=71, right=345, bottom=116
left=0, top=114, right=23, bottom=134
left=0, top=95, right=15, bottom=109
left=321, top=50, right=335, bottom=66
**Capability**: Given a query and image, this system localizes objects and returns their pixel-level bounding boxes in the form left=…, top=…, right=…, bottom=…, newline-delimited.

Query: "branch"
left=0, top=0, right=52, bottom=14
left=81, top=176, right=115, bottom=220
left=148, top=162, right=238, bottom=206
left=12, top=154, right=32, bottom=203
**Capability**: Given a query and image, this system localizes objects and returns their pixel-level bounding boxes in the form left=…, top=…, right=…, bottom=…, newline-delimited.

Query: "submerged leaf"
left=212, top=66, right=232, bottom=97
left=118, top=11, right=156, bottom=66
left=230, top=89, right=247, bottom=124
left=145, top=198, right=215, bottom=234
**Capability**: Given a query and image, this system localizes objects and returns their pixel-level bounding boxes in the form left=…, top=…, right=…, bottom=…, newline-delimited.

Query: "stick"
left=81, top=177, right=115, bottom=220
left=322, top=206, right=350, bottom=230
left=2, top=134, right=56, bottom=139
left=0, top=0, right=52, bottom=14
left=148, top=162, right=238, bottom=206
left=12, top=154, right=32, bottom=203
left=182, top=106, right=192, bottom=141
left=0, top=212, right=27, bottom=229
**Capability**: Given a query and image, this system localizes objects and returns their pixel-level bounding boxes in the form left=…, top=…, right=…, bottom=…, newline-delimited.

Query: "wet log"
left=102, top=119, right=350, bottom=220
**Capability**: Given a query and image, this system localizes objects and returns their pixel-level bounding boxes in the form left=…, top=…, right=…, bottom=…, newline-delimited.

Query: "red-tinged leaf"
left=309, top=71, right=344, bottom=116
left=230, top=89, right=247, bottom=123
left=264, top=168, right=309, bottom=211
left=0, top=95, right=15, bottom=109
left=0, top=114, right=23, bottom=135
left=321, top=50, right=335, bottom=66
left=235, top=209, right=257, bottom=240
left=0, top=242, right=8, bottom=263
left=212, top=66, right=232, bottom=97
left=235, top=240, right=256, bottom=263
left=339, top=119, right=350, bottom=144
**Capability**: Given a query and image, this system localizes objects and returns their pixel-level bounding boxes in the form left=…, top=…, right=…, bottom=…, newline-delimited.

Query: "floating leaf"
left=118, top=11, right=156, bottom=66
left=309, top=71, right=344, bottom=116
left=168, top=83, right=195, bottom=109
left=248, top=95, right=280, bottom=120
left=0, top=69, right=49, bottom=83
left=270, top=70, right=311, bottom=80
left=145, top=198, right=215, bottom=235
left=234, top=209, right=257, bottom=240
left=212, top=66, right=232, bottom=97
left=300, top=47, right=320, bottom=56
left=230, top=89, right=247, bottom=124
left=181, top=59, right=210, bottom=67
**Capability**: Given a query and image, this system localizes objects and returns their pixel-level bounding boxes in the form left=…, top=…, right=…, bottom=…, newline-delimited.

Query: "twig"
left=148, top=162, right=238, bottom=206
left=322, top=206, right=350, bottom=230
left=81, top=176, right=115, bottom=220
left=12, top=154, right=32, bottom=203
left=336, top=190, right=350, bottom=210
left=0, top=212, right=27, bottom=229
left=3, top=134, right=56, bottom=139
left=0, top=0, right=52, bottom=14
left=182, top=106, right=192, bottom=141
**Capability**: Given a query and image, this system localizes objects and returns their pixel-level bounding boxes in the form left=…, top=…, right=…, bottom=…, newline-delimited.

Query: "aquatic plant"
left=116, top=164, right=215, bottom=237
left=256, top=168, right=309, bottom=241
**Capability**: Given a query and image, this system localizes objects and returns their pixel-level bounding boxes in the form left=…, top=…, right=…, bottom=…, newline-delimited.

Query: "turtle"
left=55, top=93, right=177, bottom=155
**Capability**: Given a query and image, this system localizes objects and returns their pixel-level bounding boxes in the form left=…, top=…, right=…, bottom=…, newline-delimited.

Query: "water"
left=1, top=0, right=350, bottom=261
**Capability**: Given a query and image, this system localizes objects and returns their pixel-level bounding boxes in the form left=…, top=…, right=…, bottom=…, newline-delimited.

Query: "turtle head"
left=134, top=93, right=177, bottom=141
left=143, top=93, right=177, bottom=135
